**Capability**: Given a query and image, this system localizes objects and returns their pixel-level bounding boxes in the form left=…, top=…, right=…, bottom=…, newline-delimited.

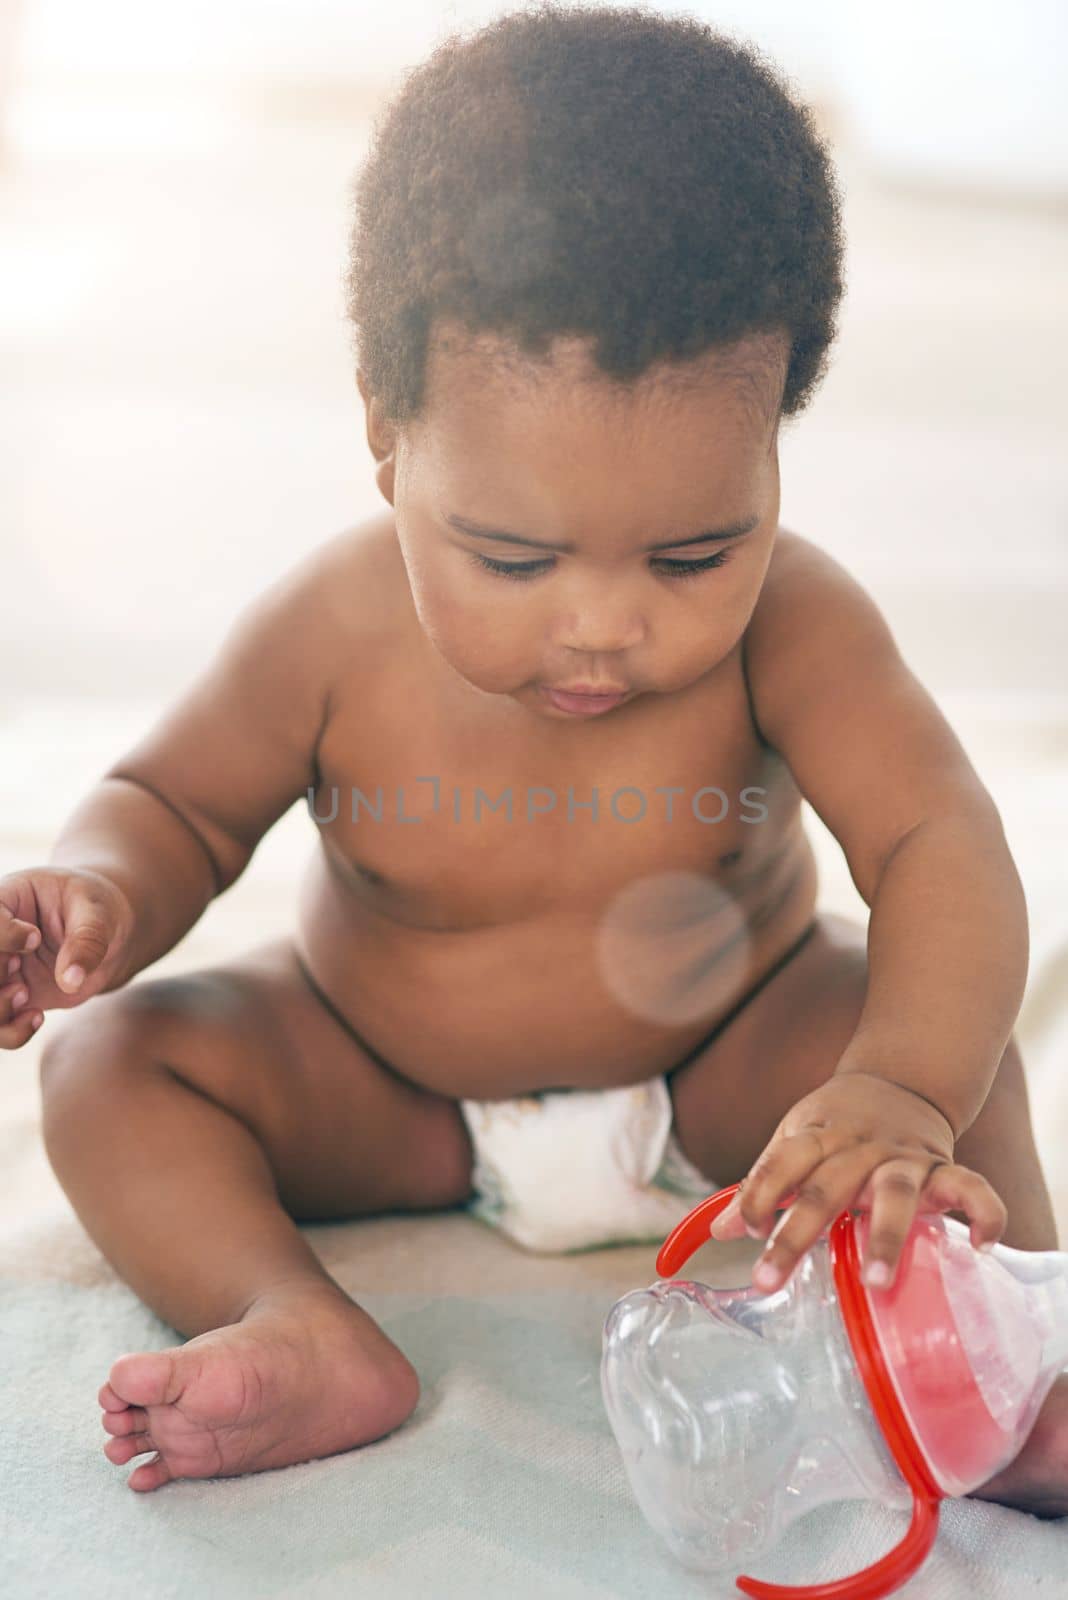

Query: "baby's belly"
left=294, top=833, right=819, bottom=1100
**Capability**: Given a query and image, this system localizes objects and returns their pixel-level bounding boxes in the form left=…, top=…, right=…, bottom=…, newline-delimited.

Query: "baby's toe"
left=108, top=1349, right=182, bottom=1410
left=98, top=1381, right=127, bottom=1412
left=102, top=1404, right=148, bottom=1437
left=127, top=1453, right=173, bottom=1494
left=104, top=1431, right=154, bottom=1466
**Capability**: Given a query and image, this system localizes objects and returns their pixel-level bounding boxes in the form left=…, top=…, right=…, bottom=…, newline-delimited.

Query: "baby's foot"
left=98, top=1280, right=420, bottom=1491
left=969, top=1371, right=1068, bottom=1519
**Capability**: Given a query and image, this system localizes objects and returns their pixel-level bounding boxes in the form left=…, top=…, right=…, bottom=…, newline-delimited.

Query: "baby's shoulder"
left=220, top=513, right=409, bottom=722
left=743, top=525, right=904, bottom=750
left=271, top=512, right=409, bottom=652
left=757, top=525, right=842, bottom=591
left=301, top=511, right=404, bottom=615
left=749, top=527, right=887, bottom=635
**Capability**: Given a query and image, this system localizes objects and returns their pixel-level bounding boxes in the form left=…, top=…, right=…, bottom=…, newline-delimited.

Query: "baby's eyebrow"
left=444, top=512, right=759, bottom=553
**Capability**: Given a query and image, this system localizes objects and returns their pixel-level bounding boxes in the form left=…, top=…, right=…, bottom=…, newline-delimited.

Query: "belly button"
left=719, top=849, right=742, bottom=867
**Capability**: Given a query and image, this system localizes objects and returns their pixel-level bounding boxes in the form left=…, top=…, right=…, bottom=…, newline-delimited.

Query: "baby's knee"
left=39, top=977, right=248, bottom=1140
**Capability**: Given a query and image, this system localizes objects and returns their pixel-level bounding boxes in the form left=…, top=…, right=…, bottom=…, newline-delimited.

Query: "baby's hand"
left=708, top=1072, right=1007, bottom=1291
left=0, top=867, right=136, bottom=1048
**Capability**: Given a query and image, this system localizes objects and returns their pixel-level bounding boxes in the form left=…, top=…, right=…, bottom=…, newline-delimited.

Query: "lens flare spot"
left=594, top=869, right=753, bottom=1025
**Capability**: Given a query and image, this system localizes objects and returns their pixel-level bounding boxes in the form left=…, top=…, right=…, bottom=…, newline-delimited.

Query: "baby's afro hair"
left=344, top=1, right=844, bottom=432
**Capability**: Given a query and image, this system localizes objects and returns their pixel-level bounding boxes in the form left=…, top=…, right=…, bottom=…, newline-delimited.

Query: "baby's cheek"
left=408, top=577, right=465, bottom=654
left=441, top=591, right=535, bottom=680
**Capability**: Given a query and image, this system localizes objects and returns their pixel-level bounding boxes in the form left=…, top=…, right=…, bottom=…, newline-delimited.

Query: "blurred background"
left=2, top=1, right=1067, bottom=1232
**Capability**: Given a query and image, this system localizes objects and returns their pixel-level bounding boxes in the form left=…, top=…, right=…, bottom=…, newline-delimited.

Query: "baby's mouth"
left=539, top=684, right=632, bottom=717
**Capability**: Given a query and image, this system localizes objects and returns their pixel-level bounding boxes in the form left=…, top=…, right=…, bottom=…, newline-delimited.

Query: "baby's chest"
left=312, top=677, right=789, bottom=931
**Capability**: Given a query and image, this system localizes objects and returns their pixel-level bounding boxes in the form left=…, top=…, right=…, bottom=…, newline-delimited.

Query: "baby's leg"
left=666, top=912, right=1067, bottom=1515
left=39, top=936, right=475, bottom=1490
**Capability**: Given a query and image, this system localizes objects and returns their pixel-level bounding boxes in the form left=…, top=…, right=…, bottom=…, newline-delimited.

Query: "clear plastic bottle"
left=601, top=1195, right=1068, bottom=1598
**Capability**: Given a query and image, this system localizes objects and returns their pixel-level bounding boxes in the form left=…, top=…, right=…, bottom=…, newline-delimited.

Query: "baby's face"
left=373, top=324, right=785, bottom=720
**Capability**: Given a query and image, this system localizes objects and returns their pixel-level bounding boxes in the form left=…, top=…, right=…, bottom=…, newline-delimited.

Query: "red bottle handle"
left=653, top=1184, right=944, bottom=1600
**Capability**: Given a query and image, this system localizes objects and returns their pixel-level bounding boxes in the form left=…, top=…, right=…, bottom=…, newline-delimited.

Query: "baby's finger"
left=54, top=883, right=116, bottom=993
left=921, top=1161, right=1008, bottom=1252
left=1, top=977, right=30, bottom=1016
left=732, top=1127, right=834, bottom=1240
left=0, top=996, right=44, bottom=1049
left=708, top=1189, right=750, bottom=1239
left=0, top=903, right=42, bottom=955
left=751, top=1144, right=880, bottom=1291
left=861, top=1157, right=948, bottom=1288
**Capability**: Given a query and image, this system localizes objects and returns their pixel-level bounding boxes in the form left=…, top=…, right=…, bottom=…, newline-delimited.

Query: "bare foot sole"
left=98, top=1280, right=420, bottom=1491
left=969, top=1372, right=1068, bottom=1519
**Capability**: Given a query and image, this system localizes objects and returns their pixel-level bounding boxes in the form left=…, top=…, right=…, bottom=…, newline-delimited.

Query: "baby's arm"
left=711, top=530, right=1024, bottom=1287
left=47, top=534, right=352, bottom=990
left=743, top=531, right=1026, bottom=1139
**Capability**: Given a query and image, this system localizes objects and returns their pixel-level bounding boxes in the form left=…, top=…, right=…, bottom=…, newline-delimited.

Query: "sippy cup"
left=601, top=1183, right=1068, bottom=1599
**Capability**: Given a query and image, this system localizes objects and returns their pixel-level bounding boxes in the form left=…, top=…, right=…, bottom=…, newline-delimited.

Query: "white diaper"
left=457, top=1075, right=714, bottom=1254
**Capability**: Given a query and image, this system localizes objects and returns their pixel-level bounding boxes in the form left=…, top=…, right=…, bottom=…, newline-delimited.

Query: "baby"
left=4, top=4, right=1066, bottom=1514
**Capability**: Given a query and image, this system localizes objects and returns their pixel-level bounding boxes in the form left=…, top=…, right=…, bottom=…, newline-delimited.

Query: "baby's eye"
left=470, top=552, right=553, bottom=582
left=467, top=547, right=734, bottom=583
left=651, top=550, right=732, bottom=579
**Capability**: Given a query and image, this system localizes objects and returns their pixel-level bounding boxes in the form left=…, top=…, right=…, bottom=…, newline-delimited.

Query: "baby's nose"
left=552, top=604, right=645, bottom=654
